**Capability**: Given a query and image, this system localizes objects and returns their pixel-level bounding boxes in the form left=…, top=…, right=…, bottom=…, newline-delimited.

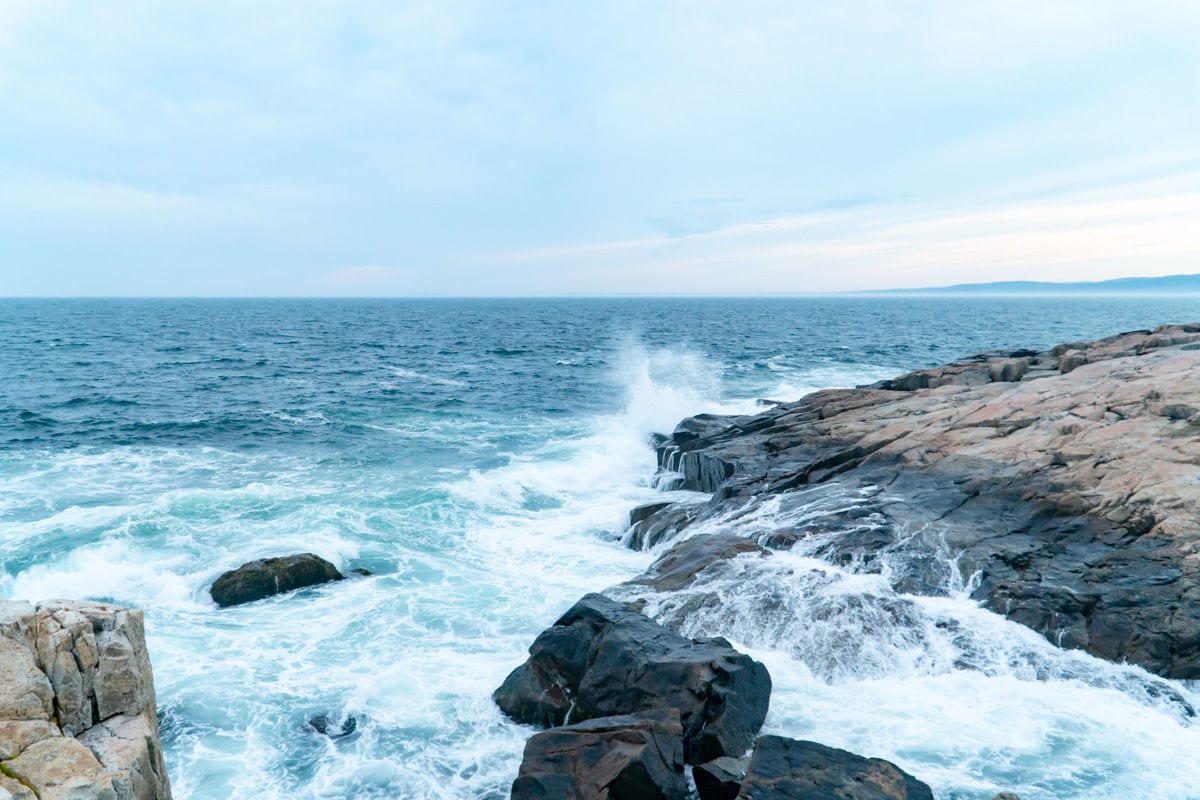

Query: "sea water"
left=1, top=297, right=1198, bottom=799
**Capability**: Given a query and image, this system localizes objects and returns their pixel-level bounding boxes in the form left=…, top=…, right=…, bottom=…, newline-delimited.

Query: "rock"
left=0, top=637, right=53, bottom=721
left=735, top=736, right=933, bottom=799
left=629, top=501, right=673, bottom=527
left=0, top=600, right=171, bottom=800
left=693, top=755, right=747, bottom=800
left=991, top=794, right=1022, bottom=800
left=651, top=324, right=1200, bottom=678
left=0, top=774, right=37, bottom=800
left=3, top=737, right=117, bottom=800
left=210, top=553, right=344, bottom=607
left=625, top=503, right=703, bottom=550
left=621, top=534, right=766, bottom=593
left=510, top=709, right=688, bottom=800
left=494, top=593, right=771, bottom=763
left=0, top=721, right=59, bottom=760
left=308, top=715, right=357, bottom=738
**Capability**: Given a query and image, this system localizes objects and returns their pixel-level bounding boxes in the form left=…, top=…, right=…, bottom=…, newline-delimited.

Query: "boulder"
left=510, top=710, right=688, bottom=800
left=693, top=755, right=747, bottom=800
left=210, top=553, right=344, bottom=607
left=494, top=593, right=770, bottom=763
left=735, top=736, right=933, bottom=799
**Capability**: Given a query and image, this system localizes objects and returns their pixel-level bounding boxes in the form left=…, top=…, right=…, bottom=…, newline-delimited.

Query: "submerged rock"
left=735, top=736, right=933, bottom=800
left=308, top=714, right=357, bottom=738
left=210, top=553, right=344, bottom=608
left=494, top=593, right=770, bottom=763
left=0, top=600, right=171, bottom=800
left=511, top=709, right=688, bottom=800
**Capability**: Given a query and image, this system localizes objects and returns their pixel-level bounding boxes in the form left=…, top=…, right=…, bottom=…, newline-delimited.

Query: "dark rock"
left=350, top=567, right=373, bottom=576
left=693, top=756, right=747, bottom=800
left=626, top=503, right=704, bottom=550
left=494, top=593, right=771, bottom=763
left=629, top=501, right=674, bottom=527
left=622, top=534, right=766, bottom=593
left=511, top=709, right=688, bottom=800
left=991, top=794, right=1022, bottom=800
left=210, top=553, right=344, bottom=607
left=735, top=736, right=933, bottom=799
left=308, top=714, right=357, bottom=738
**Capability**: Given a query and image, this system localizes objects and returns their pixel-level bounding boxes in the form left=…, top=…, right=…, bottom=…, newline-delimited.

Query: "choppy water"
left=2, top=297, right=1199, bottom=800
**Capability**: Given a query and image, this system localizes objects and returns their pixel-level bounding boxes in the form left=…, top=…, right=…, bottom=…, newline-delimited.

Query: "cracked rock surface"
left=0, top=601, right=170, bottom=800
left=649, top=324, right=1200, bottom=678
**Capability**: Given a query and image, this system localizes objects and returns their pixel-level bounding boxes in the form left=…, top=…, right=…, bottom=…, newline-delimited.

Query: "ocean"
left=2, top=296, right=1199, bottom=799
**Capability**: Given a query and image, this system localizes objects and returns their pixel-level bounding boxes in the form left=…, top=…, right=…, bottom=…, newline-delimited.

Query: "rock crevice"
left=0, top=601, right=171, bottom=800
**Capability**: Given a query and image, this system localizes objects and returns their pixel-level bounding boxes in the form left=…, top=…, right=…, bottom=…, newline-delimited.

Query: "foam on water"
left=5, top=298, right=1200, bottom=799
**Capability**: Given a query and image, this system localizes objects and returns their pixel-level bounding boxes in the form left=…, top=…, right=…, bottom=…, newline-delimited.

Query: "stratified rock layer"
left=494, top=593, right=771, bottom=764
left=650, top=324, right=1200, bottom=678
left=0, top=600, right=171, bottom=800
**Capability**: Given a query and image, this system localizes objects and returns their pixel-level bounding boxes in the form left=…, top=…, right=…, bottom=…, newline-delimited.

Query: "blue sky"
left=1, top=1, right=1197, bottom=296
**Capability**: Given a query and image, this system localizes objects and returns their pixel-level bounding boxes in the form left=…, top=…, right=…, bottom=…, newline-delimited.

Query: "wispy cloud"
left=488, top=167, right=1200, bottom=293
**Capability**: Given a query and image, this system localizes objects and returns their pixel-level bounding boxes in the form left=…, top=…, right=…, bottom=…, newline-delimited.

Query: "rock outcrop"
left=210, top=553, right=343, bottom=608
left=647, top=324, right=1200, bottom=678
left=494, top=593, right=771, bottom=764
left=0, top=600, right=171, bottom=800
left=734, top=736, right=933, bottom=799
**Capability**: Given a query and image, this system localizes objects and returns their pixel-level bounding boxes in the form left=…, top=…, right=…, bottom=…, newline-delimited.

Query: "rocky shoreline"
left=496, top=323, right=1200, bottom=797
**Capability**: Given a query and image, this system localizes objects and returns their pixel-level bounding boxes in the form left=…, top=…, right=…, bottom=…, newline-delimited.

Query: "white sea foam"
left=3, top=335, right=1197, bottom=800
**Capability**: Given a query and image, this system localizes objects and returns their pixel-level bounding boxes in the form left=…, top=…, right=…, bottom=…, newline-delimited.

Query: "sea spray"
left=4, top=298, right=1200, bottom=799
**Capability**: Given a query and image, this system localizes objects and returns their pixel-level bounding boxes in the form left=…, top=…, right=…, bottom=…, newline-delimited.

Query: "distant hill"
left=864, top=273, right=1200, bottom=295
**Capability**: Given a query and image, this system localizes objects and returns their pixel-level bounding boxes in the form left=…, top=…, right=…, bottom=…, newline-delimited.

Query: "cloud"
left=488, top=166, right=1200, bottom=293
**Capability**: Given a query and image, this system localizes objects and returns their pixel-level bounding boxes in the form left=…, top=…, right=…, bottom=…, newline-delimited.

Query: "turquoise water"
left=2, top=297, right=1199, bottom=799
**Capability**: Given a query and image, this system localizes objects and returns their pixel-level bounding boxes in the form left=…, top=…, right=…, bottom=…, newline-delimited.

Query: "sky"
left=1, top=1, right=1198, bottom=296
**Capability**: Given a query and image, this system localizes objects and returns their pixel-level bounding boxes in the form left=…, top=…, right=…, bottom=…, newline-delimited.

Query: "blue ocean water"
left=2, top=297, right=1199, bottom=799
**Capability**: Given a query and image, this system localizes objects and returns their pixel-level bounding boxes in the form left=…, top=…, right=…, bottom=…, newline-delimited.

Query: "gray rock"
left=511, top=709, right=688, bottom=800
left=693, top=755, right=747, bottom=800
left=210, top=553, right=344, bottom=607
left=735, top=736, right=932, bottom=799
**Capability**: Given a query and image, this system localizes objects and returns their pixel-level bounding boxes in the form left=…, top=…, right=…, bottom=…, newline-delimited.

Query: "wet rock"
left=991, top=794, right=1022, bottom=800
left=494, top=593, right=770, bottom=763
left=0, top=600, right=172, bottom=800
left=210, top=553, right=344, bottom=607
left=511, top=709, right=688, bottom=800
left=621, top=534, right=766, bottom=593
left=693, top=755, right=747, bottom=800
left=308, top=715, right=357, bottom=738
left=626, top=503, right=703, bottom=550
left=629, top=501, right=674, bottom=527
left=651, top=324, right=1200, bottom=678
left=735, top=736, right=933, bottom=799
